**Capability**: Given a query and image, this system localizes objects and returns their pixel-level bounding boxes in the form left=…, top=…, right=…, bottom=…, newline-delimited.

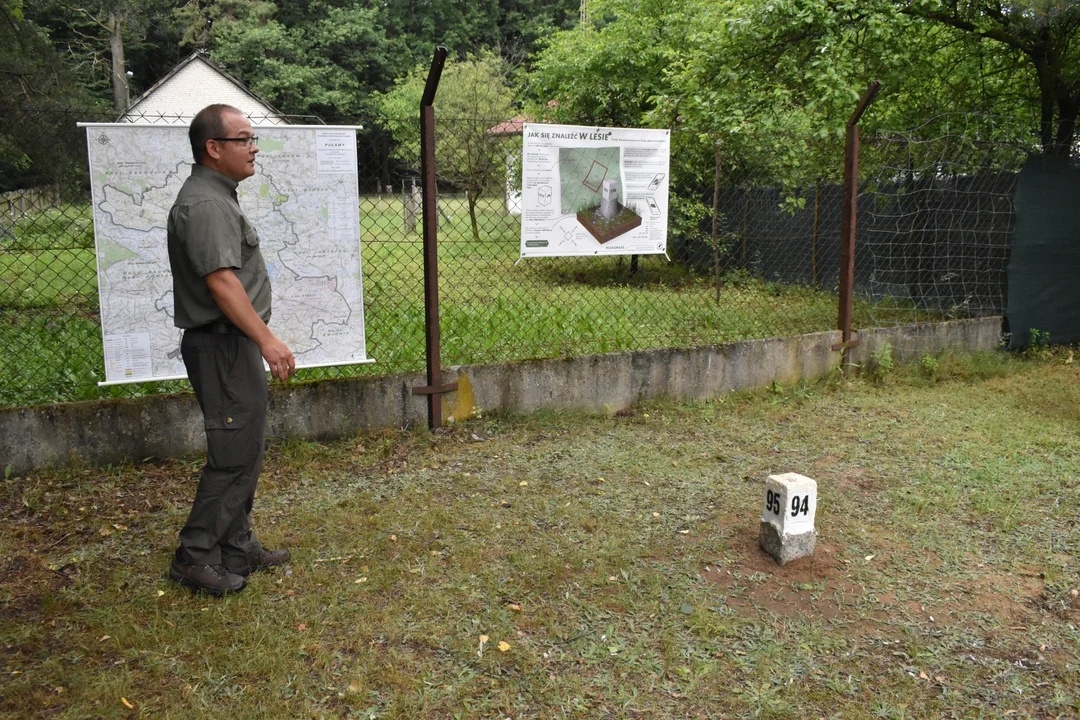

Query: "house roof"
left=120, top=50, right=285, bottom=122
left=487, top=116, right=532, bottom=136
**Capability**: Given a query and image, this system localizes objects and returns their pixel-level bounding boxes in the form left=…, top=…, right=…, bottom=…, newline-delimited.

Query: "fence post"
left=812, top=180, right=821, bottom=288
left=712, top=142, right=722, bottom=303
left=410, top=46, right=457, bottom=430
left=835, top=81, right=880, bottom=373
left=403, top=177, right=421, bottom=232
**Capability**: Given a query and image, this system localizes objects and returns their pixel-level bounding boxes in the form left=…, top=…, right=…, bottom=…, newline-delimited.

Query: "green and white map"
left=84, top=124, right=370, bottom=384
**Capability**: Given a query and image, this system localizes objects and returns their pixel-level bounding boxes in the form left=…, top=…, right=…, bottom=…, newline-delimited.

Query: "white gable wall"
left=122, top=59, right=284, bottom=125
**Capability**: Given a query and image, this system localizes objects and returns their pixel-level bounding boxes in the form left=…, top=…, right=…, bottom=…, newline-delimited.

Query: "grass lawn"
left=2, top=350, right=1078, bottom=718
left=2, top=196, right=912, bottom=408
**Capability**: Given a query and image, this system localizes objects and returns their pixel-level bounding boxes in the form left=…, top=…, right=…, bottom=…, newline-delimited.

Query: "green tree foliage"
left=530, top=0, right=1078, bottom=178
left=383, top=0, right=579, bottom=66
left=378, top=51, right=517, bottom=242
left=902, top=0, right=1080, bottom=155
left=189, top=0, right=402, bottom=119
left=25, top=0, right=169, bottom=112
left=533, top=0, right=915, bottom=185
left=530, top=0, right=698, bottom=128
left=1, top=0, right=106, bottom=191
left=166, top=0, right=576, bottom=121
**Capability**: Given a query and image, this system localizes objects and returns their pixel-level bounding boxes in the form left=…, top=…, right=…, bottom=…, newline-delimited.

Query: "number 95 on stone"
left=759, top=472, right=818, bottom=565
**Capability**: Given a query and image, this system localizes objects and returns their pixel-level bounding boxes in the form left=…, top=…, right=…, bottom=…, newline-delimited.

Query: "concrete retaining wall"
left=0, top=318, right=1002, bottom=475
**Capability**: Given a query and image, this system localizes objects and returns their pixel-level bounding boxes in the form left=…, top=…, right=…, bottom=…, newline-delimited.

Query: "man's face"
left=207, top=112, right=258, bottom=182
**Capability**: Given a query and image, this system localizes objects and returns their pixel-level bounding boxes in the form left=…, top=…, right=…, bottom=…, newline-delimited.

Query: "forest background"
left=2, top=0, right=1079, bottom=196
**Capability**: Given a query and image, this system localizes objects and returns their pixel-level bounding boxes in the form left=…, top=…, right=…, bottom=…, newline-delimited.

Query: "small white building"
left=119, top=51, right=285, bottom=125
left=487, top=116, right=528, bottom=216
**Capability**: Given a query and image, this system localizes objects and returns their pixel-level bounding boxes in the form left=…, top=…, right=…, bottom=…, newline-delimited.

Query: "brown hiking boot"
left=231, top=548, right=291, bottom=577
left=169, top=560, right=247, bottom=596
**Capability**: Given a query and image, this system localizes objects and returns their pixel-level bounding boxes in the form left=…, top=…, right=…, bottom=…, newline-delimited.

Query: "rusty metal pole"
left=411, top=47, right=457, bottom=429
left=835, top=81, right=880, bottom=373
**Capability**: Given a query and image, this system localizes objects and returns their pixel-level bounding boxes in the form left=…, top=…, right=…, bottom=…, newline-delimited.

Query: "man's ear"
left=204, top=139, right=222, bottom=162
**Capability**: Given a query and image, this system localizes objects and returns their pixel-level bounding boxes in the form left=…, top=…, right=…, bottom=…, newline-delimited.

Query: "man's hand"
left=259, top=336, right=295, bottom=382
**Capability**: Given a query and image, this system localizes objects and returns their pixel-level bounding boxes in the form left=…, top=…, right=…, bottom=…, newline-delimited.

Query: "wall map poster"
left=519, top=123, right=670, bottom=258
left=83, top=123, right=371, bottom=385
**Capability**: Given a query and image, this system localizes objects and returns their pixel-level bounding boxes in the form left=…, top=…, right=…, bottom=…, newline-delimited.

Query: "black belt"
left=187, top=322, right=247, bottom=337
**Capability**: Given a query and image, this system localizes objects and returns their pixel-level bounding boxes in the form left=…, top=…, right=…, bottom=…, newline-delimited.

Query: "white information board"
left=83, top=123, right=372, bottom=385
left=519, top=123, right=670, bottom=258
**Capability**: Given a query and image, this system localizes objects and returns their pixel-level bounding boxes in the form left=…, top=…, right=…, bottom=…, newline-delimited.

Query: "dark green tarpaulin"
left=1006, top=154, right=1080, bottom=348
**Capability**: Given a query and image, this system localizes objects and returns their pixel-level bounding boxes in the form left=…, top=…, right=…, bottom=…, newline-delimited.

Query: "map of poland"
left=84, top=124, right=371, bottom=383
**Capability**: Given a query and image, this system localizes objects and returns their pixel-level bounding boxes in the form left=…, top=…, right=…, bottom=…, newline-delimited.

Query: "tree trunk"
left=467, top=188, right=480, bottom=243
left=1033, top=55, right=1059, bottom=152
left=1054, top=81, right=1078, bottom=153
left=1029, top=20, right=1072, bottom=155
left=109, top=11, right=128, bottom=113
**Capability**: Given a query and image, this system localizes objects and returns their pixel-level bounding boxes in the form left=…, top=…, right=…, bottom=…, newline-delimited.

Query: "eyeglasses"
left=212, top=136, right=259, bottom=148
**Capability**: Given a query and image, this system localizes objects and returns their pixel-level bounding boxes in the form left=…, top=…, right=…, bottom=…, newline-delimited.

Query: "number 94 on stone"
left=761, top=472, right=817, bottom=536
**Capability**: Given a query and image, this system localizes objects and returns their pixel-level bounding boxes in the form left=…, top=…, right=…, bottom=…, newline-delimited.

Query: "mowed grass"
left=2, top=196, right=887, bottom=408
left=2, top=350, right=1078, bottom=718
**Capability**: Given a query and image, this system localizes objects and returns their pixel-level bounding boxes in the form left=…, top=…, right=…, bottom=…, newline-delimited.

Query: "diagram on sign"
left=554, top=147, right=640, bottom=244
left=520, top=123, right=670, bottom=258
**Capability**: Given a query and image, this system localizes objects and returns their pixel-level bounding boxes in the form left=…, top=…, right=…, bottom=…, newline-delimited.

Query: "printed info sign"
left=520, top=123, right=670, bottom=258
left=84, top=123, right=371, bottom=385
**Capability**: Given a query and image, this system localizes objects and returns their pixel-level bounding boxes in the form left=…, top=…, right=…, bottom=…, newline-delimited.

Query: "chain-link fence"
left=1, top=104, right=1018, bottom=410
left=859, top=117, right=1028, bottom=331
left=421, top=116, right=857, bottom=374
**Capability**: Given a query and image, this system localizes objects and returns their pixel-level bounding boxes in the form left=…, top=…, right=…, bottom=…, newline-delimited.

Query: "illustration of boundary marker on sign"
left=558, top=146, right=621, bottom=216
left=581, top=160, right=609, bottom=192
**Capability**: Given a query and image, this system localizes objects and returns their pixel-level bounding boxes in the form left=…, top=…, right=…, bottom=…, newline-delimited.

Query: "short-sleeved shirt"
left=167, top=163, right=272, bottom=329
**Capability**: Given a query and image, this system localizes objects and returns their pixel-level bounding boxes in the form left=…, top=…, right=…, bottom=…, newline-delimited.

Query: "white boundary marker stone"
left=760, top=472, right=817, bottom=565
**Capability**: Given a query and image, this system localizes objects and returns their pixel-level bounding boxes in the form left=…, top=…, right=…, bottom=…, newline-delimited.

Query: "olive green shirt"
left=167, top=164, right=272, bottom=329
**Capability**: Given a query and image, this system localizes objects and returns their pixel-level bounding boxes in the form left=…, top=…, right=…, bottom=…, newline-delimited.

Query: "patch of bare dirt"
left=699, top=526, right=884, bottom=622
left=964, top=573, right=1045, bottom=625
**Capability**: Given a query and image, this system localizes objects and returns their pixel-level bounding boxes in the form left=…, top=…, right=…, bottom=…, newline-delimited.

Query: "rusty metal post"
left=411, top=47, right=457, bottom=428
left=835, top=81, right=880, bottom=373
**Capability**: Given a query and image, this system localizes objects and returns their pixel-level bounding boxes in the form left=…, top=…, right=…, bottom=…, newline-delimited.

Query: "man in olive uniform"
left=166, top=104, right=295, bottom=595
